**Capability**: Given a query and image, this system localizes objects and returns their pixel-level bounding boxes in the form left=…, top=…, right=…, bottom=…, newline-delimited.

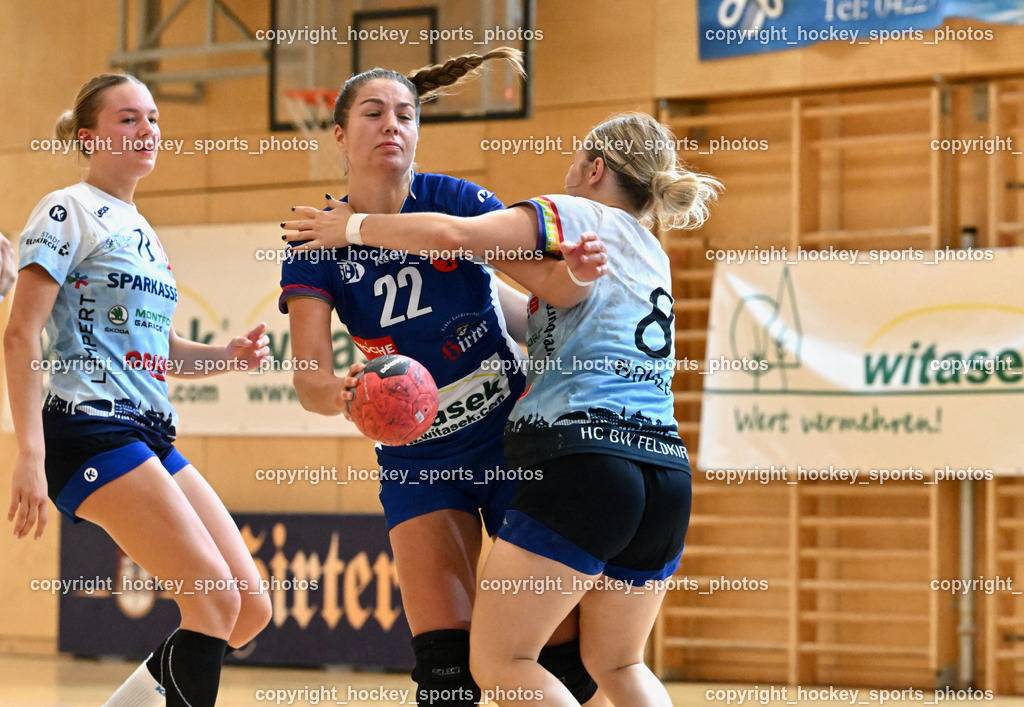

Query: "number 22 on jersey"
left=375, top=266, right=433, bottom=327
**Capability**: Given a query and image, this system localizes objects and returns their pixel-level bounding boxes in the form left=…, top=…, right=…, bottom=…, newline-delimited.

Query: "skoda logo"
left=108, top=306, right=129, bottom=326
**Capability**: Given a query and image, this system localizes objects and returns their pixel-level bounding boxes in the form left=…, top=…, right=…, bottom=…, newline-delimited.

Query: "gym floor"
left=0, top=654, right=1015, bottom=706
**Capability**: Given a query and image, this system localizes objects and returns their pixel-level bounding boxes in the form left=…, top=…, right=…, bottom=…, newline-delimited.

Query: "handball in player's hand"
left=349, top=355, right=439, bottom=446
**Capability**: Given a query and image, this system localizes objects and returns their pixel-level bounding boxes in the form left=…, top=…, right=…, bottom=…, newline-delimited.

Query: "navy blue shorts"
left=46, top=431, right=190, bottom=522
left=498, top=453, right=692, bottom=583
left=377, top=435, right=517, bottom=537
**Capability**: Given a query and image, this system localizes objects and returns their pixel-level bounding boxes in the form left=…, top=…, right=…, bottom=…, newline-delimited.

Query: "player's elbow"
left=4, top=321, right=36, bottom=359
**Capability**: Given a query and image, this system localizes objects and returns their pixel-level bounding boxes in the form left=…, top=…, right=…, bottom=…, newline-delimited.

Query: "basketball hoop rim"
left=283, top=88, right=339, bottom=109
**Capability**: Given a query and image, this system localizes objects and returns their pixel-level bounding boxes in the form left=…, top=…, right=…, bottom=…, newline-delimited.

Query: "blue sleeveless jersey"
left=18, top=182, right=179, bottom=440
left=504, top=195, right=690, bottom=471
left=279, top=172, right=527, bottom=458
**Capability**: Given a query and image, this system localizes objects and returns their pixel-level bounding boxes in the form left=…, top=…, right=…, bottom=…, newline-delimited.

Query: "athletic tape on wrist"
left=346, top=213, right=368, bottom=245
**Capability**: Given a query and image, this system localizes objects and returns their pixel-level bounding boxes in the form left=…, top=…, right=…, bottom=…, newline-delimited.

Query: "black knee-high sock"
left=148, top=629, right=226, bottom=707
left=145, top=632, right=174, bottom=684
left=147, top=634, right=237, bottom=682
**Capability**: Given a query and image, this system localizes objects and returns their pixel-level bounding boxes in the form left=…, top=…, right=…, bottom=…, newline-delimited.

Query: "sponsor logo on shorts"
left=84, top=468, right=98, bottom=482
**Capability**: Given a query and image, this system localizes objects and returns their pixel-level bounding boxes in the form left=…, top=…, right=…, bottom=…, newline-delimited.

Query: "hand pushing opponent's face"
left=335, top=78, right=418, bottom=178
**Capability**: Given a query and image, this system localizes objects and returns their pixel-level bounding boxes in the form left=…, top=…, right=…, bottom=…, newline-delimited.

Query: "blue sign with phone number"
left=699, top=0, right=1024, bottom=60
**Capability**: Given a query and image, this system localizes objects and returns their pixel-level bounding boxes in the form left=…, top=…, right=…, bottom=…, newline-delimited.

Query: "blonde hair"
left=55, top=73, right=146, bottom=156
left=582, top=112, right=722, bottom=231
left=333, top=47, right=524, bottom=127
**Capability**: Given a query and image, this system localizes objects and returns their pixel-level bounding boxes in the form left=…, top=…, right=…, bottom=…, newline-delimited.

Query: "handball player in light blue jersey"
left=6, top=73, right=273, bottom=707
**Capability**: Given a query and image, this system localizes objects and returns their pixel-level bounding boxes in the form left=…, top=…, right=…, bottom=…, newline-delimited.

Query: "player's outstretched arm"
left=282, top=202, right=608, bottom=307
left=283, top=197, right=539, bottom=261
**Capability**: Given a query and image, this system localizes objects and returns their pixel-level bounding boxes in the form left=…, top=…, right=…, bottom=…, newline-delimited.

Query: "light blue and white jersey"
left=504, top=194, right=690, bottom=471
left=19, top=182, right=178, bottom=435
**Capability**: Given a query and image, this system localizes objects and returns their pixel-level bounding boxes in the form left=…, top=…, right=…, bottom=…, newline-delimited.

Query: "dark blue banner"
left=58, top=513, right=412, bottom=670
left=699, top=0, right=1024, bottom=61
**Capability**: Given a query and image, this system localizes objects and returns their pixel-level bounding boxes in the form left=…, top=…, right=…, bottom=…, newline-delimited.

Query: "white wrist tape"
left=345, top=213, right=368, bottom=245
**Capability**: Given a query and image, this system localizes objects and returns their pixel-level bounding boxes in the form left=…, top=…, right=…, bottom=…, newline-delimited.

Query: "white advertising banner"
left=162, top=222, right=363, bottom=436
left=1, top=222, right=364, bottom=436
left=698, top=248, right=1024, bottom=476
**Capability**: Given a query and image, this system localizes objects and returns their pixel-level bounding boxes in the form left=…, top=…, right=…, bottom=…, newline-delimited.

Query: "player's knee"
left=468, top=650, right=499, bottom=696
left=235, top=587, right=272, bottom=642
left=580, top=640, right=644, bottom=690
left=539, top=638, right=599, bottom=704
left=205, top=582, right=242, bottom=636
left=177, top=564, right=242, bottom=637
left=411, top=629, right=480, bottom=707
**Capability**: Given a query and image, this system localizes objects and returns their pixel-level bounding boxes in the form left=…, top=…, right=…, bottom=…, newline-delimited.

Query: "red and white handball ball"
left=349, top=354, right=439, bottom=446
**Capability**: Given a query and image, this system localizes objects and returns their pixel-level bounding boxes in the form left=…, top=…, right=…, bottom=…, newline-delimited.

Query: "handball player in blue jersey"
left=279, top=50, right=607, bottom=707
left=5, top=75, right=274, bottom=706
left=284, top=112, right=721, bottom=706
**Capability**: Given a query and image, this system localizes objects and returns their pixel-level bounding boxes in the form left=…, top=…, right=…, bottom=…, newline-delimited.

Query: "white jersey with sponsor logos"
left=18, top=182, right=178, bottom=431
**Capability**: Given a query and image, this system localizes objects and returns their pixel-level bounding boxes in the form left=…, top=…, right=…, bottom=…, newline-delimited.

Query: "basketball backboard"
left=269, top=0, right=533, bottom=131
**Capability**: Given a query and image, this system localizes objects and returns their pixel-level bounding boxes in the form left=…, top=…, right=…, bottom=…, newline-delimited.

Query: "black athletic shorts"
left=496, top=453, right=691, bottom=583
left=46, top=430, right=190, bottom=522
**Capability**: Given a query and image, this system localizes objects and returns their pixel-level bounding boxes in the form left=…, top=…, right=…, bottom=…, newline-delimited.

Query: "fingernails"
left=279, top=222, right=285, bottom=227
left=325, top=193, right=333, bottom=200
left=291, top=206, right=295, bottom=212
left=281, top=235, right=286, bottom=241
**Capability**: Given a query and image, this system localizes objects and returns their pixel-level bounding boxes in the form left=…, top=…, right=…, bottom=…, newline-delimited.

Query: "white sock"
left=103, top=660, right=166, bottom=706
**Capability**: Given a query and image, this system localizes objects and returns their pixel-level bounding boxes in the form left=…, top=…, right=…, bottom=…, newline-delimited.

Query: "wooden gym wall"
left=1, top=0, right=1023, bottom=690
